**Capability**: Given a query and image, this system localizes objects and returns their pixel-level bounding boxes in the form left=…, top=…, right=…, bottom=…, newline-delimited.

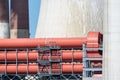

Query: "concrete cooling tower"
left=0, top=0, right=9, bottom=38
left=35, top=0, right=103, bottom=38
left=10, top=0, right=29, bottom=38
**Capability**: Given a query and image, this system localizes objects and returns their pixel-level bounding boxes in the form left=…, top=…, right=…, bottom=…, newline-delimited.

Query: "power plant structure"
left=10, top=0, right=29, bottom=38
left=0, top=0, right=119, bottom=80
left=0, top=0, right=9, bottom=38
left=0, top=0, right=29, bottom=39
left=0, top=32, right=103, bottom=80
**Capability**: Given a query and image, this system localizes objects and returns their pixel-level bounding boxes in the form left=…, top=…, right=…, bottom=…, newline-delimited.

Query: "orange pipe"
left=92, top=74, right=102, bottom=78
left=91, top=61, right=102, bottom=67
left=61, top=50, right=82, bottom=61
left=86, top=32, right=102, bottom=48
left=0, top=32, right=101, bottom=48
left=0, top=38, right=86, bottom=48
left=0, top=64, right=83, bottom=74
left=0, top=50, right=102, bottom=61
left=0, top=50, right=83, bottom=61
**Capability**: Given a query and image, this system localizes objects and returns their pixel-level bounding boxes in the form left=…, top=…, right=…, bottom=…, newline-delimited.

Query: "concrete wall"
left=103, top=0, right=120, bottom=80
left=36, top=0, right=103, bottom=38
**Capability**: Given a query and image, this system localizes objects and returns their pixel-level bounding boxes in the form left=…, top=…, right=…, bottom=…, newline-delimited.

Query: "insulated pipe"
left=0, top=32, right=102, bottom=48
left=0, top=64, right=83, bottom=74
left=0, top=50, right=82, bottom=61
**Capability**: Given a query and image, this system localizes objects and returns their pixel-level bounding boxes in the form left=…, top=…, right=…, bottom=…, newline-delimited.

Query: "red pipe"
left=0, top=50, right=82, bottom=61
left=91, top=61, right=102, bottom=67
left=0, top=38, right=86, bottom=48
left=0, top=64, right=83, bottom=74
left=0, top=32, right=101, bottom=48
left=0, top=50, right=102, bottom=61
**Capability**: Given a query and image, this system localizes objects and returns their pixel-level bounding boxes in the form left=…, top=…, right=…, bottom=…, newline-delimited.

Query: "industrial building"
left=0, top=0, right=9, bottom=38
left=0, top=0, right=29, bottom=39
left=0, top=0, right=119, bottom=80
left=10, top=0, right=29, bottom=38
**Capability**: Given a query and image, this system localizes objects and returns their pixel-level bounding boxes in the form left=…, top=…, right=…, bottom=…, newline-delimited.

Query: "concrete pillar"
left=103, top=0, right=120, bottom=80
left=10, top=0, right=29, bottom=38
left=0, top=0, right=10, bottom=38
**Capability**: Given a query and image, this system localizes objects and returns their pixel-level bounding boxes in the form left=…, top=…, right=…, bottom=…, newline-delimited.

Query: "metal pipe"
left=0, top=32, right=102, bottom=48
left=0, top=64, right=83, bottom=74
left=0, top=38, right=86, bottom=48
left=0, top=50, right=82, bottom=61
left=0, top=50, right=101, bottom=61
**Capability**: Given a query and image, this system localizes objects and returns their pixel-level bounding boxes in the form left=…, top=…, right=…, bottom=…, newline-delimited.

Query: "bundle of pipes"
left=0, top=32, right=102, bottom=48
left=0, top=50, right=102, bottom=74
left=0, top=31, right=102, bottom=74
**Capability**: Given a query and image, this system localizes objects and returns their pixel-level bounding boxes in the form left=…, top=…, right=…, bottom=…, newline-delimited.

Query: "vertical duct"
left=0, top=0, right=9, bottom=38
left=10, top=0, right=29, bottom=38
left=103, top=0, right=120, bottom=80
left=35, top=0, right=103, bottom=38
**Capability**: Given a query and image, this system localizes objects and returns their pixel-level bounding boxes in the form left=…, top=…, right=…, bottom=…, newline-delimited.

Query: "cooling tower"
left=103, top=0, right=120, bottom=80
left=35, top=0, right=103, bottom=38
left=0, top=0, right=9, bottom=38
left=10, top=0, right=29, bottom=38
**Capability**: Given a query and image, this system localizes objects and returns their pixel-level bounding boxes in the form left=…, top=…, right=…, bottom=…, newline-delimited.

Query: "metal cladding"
left=36, top=0, right=103, bottom=38
left=103, top=0, right=120, bottom=80
left=10, top=0, right=29, bottom=38
left=0, top=0, right=10, bottom=38
left=0, top=32, right=102, bottom=48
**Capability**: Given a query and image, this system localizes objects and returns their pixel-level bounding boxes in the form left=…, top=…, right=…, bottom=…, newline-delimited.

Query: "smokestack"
left=0, top=0, right=9, bottom=38
left=10, top=0, right=29, bottom=38
left=35, top=0, right=103, bottom=38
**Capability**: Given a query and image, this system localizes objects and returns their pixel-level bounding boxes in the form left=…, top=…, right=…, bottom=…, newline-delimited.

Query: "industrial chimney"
left=0, top=0, right=9, bottom=38
left=10, top=0, right=29, bottom=38
left=35, top=0, right=103, bottom=38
